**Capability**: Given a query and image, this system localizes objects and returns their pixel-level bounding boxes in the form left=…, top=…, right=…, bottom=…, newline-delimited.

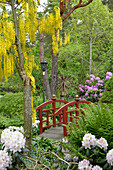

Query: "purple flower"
left=96, top=83, right=100, bottom=87
left=86, top=80, right=90, bottom=83
left=79, top=87, right=84, bottom=92
left=97, top=98, right=101, bottom=100
left=90, top=94, right=93, bottom=96
left=88, top=87, right=93, bottom=91
left=93, top=87, right=98, bottom=91
left=99, top=93, right=103, bottom=97
left=91, top=78, right=94, bottom=81
left=94, top=94, right=97, bottom=97
left=95, top=77, right=100, bottom=81
left=82, top=98, right=86, bottom=101
left=85, top=93, right=88, bottom=96
left=106, top=76, right=111, bottom=80
left=98, top=80, right=104, bottom=83
left=85, top=85, right=89, bottom=89
left=90, top=74, right=95, bottom=79
left=106, top=72, right=112, bottom=76
left=99, top=89, right=103, bottom=92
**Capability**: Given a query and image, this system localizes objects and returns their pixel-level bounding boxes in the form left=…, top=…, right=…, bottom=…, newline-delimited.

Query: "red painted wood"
left=36, top=98, right=69, bottom=134
left=36, top=97, right=90, bottom=136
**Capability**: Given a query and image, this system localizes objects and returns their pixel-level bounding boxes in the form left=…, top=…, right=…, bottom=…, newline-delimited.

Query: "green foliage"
left=0, top=92, right=23, bottom=118
left=0, top=115, right=24, bottom=129
left=66, top=104, right=113, bottom=150
left=0, top=93, right=24, bottom=129
left=100, top=76, right=113, bottom=103
left=0, top=72, right=23, bottom=93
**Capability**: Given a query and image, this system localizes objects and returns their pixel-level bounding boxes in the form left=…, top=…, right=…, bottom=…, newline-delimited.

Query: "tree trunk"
left=11, top=0, right=32, bottom=149
left=23, top=77, right=32, bottom=149
left=44, top=70, right=52, bottom=99
left=89, top=38, right=92, bottom=74
left=39, top=33, right=51, bottom=99
left=51, top=53, right=58, bottom=96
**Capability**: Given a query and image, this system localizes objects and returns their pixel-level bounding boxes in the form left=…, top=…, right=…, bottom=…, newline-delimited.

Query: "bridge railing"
left=36, top=95, right=69, bottom=134
left=54, top=96, right=91, bottom=136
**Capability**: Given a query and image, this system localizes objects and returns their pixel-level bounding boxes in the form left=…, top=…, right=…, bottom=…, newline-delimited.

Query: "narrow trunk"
left=23, top=77, right=32, bottom=149
left=89, top=38, right=92, bottom=74
left=44, top=70, right=52, bottom=99
left=51, top=53, right=58, bottom=96
left=11, top=0, right=32, bottom=148
left=39, top=33, right=51, bottom=99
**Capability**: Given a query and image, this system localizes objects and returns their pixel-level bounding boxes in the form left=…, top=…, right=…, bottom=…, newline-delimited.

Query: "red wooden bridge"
left=36, top=95, right=90, bottom=141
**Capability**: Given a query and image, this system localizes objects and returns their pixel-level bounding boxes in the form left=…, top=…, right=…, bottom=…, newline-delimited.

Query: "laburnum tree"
left=0, top=0, right=39, bottom=148
left=0, top=0, right=63, bottom=148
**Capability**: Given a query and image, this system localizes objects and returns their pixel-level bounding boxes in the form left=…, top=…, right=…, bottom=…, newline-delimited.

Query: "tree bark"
left=89, top=38, right=92, bottom=74
left=51, top=53, right=58, bottom=96
left=44, top=70, right=52, bottom=99
left=39, top=33, right=51, bottom=99
left=23, top=78, right=32, bottom=149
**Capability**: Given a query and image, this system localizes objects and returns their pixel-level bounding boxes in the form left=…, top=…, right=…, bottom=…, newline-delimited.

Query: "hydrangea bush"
left=77, top=133, right=113, bottom=169
left=77, top=72, right=112, bottom=102
left=0, top=126, right=26, bottom=169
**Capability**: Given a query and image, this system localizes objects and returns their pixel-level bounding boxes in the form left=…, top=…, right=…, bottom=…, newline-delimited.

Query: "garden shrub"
left=100, top=75, right=113, bottom=104
left=0, top=93, right=24, bottom=128
left=0, top=92, right=23, bottom=118
left=0, top=115, right=24, bottom=129
left=66, top=104, right=113, bottom=150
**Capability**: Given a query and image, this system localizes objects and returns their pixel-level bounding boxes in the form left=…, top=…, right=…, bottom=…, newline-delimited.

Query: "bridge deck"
left=38, top=126, right=64, bottom=141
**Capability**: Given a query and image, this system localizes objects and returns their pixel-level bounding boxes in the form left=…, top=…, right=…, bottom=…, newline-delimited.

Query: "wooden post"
left=39, top=108, right=43, bottom=134
left=75, top=95, right=79, bottom=117
left=52, top=94, right=56, bottom=127
left=63, top=107, right=68, bottom=136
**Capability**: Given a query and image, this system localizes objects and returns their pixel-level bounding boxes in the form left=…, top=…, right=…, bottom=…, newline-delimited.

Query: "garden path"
left=38, top=126, right=64, bottom=141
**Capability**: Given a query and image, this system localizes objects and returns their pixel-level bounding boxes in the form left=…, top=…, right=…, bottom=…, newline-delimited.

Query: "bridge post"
left=63, top=107, right=68, bottom=136
left=52, top=94, right=56, bottom=127
left=75, top=95, right=79, bottom=117
left=39, top=108, right=43, bottom=134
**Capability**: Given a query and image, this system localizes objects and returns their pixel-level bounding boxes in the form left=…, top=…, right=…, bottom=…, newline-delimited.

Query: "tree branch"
left=62, top=0, right=93, bottom=21
left=10, top=0, right=26, bottom=83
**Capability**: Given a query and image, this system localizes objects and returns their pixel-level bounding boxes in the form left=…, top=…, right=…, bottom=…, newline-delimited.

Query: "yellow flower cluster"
left=0, top=12, right=15, bottom=82
left=64, top=32, right=70, bottom=45
left=0, top=1, right=39, bottom=122
left=38, top=7, right=62, bottom=55
left=38, top=7, right=62, bottom=34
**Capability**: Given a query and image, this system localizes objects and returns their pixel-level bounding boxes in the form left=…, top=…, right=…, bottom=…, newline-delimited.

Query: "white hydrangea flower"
left=0, top=150, right=12, bottom=170
left=97, top=137, right=108, bottom=150
left=1, top=126, right=25, bottom=153
left=78, top=159, right=92, bottom=170
left=92, top=165, right=103, bottom=170
left=106, top=149, right=113, bottom=165
left=82, top=133, right=97, bottom=149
